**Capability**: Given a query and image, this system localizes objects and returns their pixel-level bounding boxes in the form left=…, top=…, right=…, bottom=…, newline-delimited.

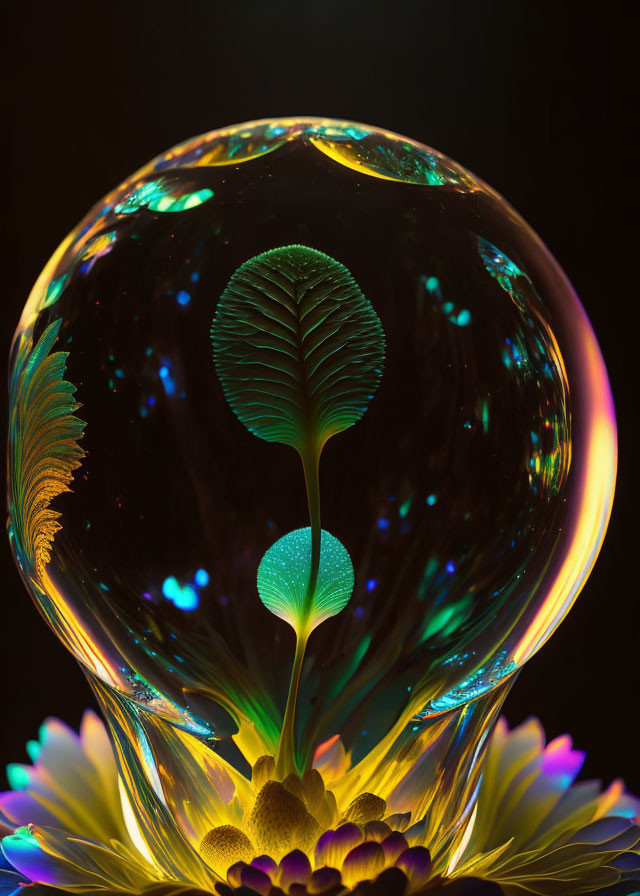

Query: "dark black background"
left=3, top=1, right=637, bottom=794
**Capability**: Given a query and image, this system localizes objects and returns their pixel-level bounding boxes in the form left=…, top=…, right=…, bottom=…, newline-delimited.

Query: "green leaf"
left=210, top=244, right=385, bottom=456
left=257, top=527, right=354, bottom=634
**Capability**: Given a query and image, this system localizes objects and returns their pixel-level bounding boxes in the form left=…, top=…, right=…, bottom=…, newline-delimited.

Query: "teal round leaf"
left=257, top=527, right=354, bottom=633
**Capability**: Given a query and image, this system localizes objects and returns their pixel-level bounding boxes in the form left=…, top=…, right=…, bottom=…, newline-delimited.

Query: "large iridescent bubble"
left=7, top=118, right=615, bottom=862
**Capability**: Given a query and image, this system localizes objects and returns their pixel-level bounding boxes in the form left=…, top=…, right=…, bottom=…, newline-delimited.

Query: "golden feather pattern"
left=8, top=319, right=86, bottom=584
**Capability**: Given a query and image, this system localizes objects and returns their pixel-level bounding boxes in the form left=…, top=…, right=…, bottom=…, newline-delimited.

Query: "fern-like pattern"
left=8, top=319, right=86, bottom=583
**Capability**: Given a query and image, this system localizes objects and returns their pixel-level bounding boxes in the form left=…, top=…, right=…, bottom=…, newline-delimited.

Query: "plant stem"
left=275, top=630, right=308, bottom=778
left=274, top=444, right=322, bottom=778
left=301, top=444, right=322, bottom=616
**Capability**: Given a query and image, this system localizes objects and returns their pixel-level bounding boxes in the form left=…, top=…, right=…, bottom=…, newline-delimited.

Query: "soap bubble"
left=8, top=117, right=615, bottom=776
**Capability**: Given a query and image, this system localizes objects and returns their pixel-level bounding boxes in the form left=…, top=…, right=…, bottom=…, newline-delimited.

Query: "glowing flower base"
left=1, top=712, right=638, bottom=896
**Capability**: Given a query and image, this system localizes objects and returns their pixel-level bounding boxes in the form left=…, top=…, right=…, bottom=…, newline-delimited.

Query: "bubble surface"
left=8, top=117, right=615, bottom=765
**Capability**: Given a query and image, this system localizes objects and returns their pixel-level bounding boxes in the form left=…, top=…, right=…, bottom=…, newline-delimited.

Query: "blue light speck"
left=162, top=576, right=199, bottom=611
left=162, top=576, right=180, bottom=600
left=159, top=364, right=176, bottom=396
left=172, top=585, right=198, bottom=611
left=195, top=568, right=210, bottom=587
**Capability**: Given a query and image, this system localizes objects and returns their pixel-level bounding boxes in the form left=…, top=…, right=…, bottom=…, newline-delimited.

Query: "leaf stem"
left=275, top=630, right=308, bottom=778
left=301, top=444, right=322, bottom=616
left=274, top=444, right=322, bottom=777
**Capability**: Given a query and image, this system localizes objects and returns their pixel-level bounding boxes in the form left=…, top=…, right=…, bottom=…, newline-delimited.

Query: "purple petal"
left=0, top=847, right=30, bottom=891
left=251, top=854, right=277, bottom=876
left=226, top=860, right=248, bottom=888
left=0, top=791, right=61, bottom=829
left=333, top=822, right=363, bottom=853
left=342, top=841, right=385, bottom=885
left=279, top=849, right=311, bottom=888
left=396, top=846, right=432, bottom=884
left=308, top=866, right=342, bottom=892
left=240, top=865, right=271, bottom=896
left=613, top=851, right=640, bottom=873
left=541, top=735, right=585, bottom=786
left=315, top=822, right=363, bottom=867
left=314, top=828, right=335, bottom=866
left=382, top=832, right=409, bottom=864
left=240, top=863, right=272, bottom=895
left=568, top=816, right=634, bottom=845
left=2, top=827, right=72, bottom=887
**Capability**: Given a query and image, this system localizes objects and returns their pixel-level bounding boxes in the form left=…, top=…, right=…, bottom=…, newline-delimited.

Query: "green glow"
left=257, top=527, right=354, bottom=635
left=399, top=495, right=413, bottom=518
left=43, top=274, right=68, bottom=309
left=4, top=825, right=38, bottom=846
left=422, top=275, right=471, bottom=327
left=477, top=236, right=529, bottom=311
left=259, top=525, right=355, bottom=776
left=418, top=556, right=439, bottom=600
left=6, top=763, right=30, bottom=790
left=115, top=180, right=214, bottom=215
left=421, top=605, right=457, bottom=641
left=481, top=398, right=490, bottom=434
left=149, top=188, right=214, bottom=212
left=351, top=633, right=372, bottom=675
left=421, top=594, right=473, bottom=643
left=425, top=276, right=440, bottom=293
left=478, top=236, right=524, bottom=281
left=25, top=739, right=40, bottom=763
